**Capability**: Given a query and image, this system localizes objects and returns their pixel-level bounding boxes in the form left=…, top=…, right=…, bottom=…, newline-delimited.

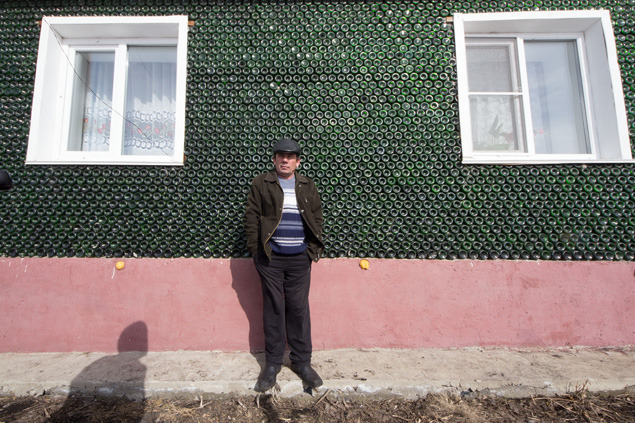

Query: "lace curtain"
left=72, top=52, right=114, bottom=152
left=123, top=46, right=177, bottom=156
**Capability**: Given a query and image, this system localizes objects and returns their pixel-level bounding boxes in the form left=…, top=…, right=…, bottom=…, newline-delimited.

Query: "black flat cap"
left=273, top=138, right=302, bottom=155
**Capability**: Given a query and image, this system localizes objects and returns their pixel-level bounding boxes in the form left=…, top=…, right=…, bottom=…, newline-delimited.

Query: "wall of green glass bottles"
left=0, top=0, right=633, bottom=260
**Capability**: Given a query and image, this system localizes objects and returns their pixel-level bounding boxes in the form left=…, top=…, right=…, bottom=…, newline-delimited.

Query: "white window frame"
left=27, top=16, right=189, bottom=166
left=454, top=10, right=633, bottom=164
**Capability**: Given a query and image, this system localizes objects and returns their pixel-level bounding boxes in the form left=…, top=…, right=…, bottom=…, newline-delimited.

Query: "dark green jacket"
left=244, top=170, right=324, bottom=262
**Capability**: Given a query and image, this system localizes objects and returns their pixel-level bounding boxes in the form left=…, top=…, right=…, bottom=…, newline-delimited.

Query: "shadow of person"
left=49, top=321, right=148, bottom=422
left=229, top=253, right=266, bottom=369
left=0, top=169, right=13, bottom=191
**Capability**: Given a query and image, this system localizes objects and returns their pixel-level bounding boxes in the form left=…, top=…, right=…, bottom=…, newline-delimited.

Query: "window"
left=454, top=11, right=633, bottom=164
left=27, top=16, right=189, bottom=165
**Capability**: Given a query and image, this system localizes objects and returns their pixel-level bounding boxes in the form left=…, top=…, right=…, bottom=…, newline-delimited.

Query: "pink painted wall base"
left=1, top=257, right=633, bottom=353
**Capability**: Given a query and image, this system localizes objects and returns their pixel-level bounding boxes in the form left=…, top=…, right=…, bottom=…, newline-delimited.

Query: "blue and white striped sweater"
left=269, top=177, right=308, bottom=255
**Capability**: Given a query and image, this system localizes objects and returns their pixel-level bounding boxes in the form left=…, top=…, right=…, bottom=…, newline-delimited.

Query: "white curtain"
left=466, top=42, right=524, bottom=152
left=123, top=46, right=177, bottom=156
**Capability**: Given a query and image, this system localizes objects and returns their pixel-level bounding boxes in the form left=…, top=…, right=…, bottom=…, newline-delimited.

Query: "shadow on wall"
left=230, top=258, right=266, bottom=366
left=49, top=321, right=148, bottom=423
left=0, top=169, right=13, bottom=191
left=228, top=201, right=269, bottom=373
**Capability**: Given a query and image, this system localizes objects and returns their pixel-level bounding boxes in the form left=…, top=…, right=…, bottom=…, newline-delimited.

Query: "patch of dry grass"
left=1, top=387, right=633, bottom=423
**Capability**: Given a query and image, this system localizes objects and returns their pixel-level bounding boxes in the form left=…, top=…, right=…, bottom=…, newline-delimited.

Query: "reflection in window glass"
left=525, top=41, right=590, bottom=155
left=470, top=95, right=525, bottom=152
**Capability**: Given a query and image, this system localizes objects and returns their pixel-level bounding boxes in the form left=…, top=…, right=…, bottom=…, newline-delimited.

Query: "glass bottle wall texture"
left=0, top=0, right=633, bottom=260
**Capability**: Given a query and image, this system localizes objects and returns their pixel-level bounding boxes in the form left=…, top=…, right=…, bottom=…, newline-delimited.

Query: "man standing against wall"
left=244, top=138, right=325, bottom=392
left=244, top=139, right=324, bottom=392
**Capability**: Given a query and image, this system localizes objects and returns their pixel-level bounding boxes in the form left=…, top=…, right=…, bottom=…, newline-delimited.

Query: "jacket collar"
left=264, top=169, right=308, bottom=184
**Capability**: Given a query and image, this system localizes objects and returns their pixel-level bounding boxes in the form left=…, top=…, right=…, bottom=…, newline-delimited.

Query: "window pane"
left=123, top=46, right=177, bottom=156
left=525, top=41, right=590, bottom=155
left=68, top=52, right=114, bottom=152
left=466, top=43, right=515, bottom=92
left=470, top=95, right=525, bottom=152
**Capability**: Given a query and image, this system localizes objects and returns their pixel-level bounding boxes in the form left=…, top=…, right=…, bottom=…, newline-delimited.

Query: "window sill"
left=462, top=157, right=635, bottom=165
left=26, top=157, right=185, bottom=166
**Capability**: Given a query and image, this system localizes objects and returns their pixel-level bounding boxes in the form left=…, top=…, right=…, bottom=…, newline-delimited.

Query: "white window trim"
left=454, top=10, right=633, bottom=164
left=27, top=16, right=189, bottom=166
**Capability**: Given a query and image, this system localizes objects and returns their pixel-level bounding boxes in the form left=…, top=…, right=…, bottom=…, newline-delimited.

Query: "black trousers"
left=254, top=251, right=312, bottom=366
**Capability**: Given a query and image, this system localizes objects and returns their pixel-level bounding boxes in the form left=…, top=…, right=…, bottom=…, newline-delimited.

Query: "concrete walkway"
left=1, top=347, right=634, bottom=399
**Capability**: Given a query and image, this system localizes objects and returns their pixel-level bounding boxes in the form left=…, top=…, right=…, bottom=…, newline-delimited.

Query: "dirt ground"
left=1, top=387, right=634, bottom=423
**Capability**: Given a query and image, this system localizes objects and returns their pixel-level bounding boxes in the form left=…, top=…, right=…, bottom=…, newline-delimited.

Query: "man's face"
left=273, top=152, right=300, bottom=180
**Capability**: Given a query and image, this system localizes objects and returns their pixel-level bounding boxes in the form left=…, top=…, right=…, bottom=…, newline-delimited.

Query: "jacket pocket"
left=260, top=216, right=279, bottom=245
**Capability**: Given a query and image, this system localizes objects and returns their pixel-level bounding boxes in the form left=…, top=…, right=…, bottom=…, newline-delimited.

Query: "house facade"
left=0, top=0, right=633, bottom=353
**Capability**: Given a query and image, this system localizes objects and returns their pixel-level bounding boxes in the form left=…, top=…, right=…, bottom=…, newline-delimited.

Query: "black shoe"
left=254, top=364, right=281, bottom=392
left=291, top=364, right=323, bottom=388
